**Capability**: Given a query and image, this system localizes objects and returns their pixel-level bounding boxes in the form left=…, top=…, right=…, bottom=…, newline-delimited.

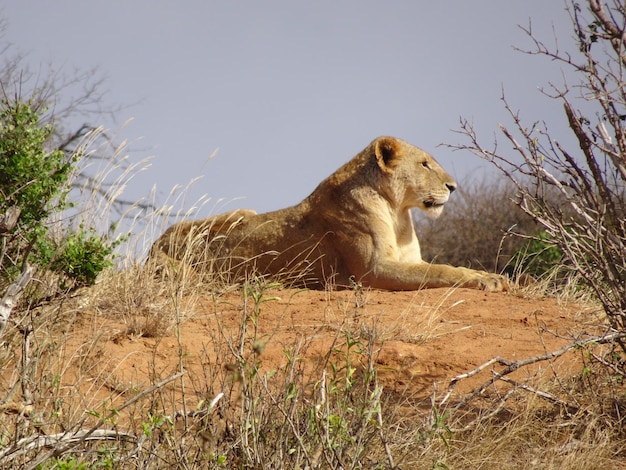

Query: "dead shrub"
left=451, top=0, right=626, bottom=339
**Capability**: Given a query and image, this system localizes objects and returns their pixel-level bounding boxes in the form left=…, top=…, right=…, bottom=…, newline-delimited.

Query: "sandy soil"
left=61, top=286, right=599, bottom=414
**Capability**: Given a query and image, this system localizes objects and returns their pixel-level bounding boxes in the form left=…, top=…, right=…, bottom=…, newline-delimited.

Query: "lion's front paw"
left=476, top=273, right=509, bottom=292
left=459, top=268, right=509, bottom=292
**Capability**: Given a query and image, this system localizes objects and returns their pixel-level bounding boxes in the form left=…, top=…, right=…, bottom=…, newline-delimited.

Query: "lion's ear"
left=374, top=137, right=401, bottom=173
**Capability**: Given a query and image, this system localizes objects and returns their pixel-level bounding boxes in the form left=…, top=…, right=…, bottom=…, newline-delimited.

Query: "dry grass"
left=1, top=152, right=625, bottom=468
left=2, top=262, right=626, bottom=468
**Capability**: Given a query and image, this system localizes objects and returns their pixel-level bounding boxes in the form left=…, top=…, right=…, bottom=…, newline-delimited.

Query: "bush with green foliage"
left=0, top=98, right=116, bottom=293
left=0, top=101, right=72, bottom=227
left=506, top=231, right=563, bottom=279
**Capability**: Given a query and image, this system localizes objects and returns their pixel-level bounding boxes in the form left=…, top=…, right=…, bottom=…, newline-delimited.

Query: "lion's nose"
left=446, top=182, right=457, bottom=193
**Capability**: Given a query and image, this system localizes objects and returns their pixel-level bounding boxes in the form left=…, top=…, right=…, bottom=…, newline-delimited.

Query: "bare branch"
left=451, top=0, right=626, bottom=340
left=0, top=429, right=137, bottom=464
left=0, top=265, right=33, bottom=336
left=25, top=371, right=185, bottom=468
left=440, top=331, right=626, bottom=409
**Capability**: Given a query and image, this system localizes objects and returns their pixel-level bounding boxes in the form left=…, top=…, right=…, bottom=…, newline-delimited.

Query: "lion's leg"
left=364, top=261, right=508, bottom=292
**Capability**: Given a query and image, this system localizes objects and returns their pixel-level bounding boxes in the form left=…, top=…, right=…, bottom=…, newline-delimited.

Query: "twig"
left=0, top=265, right=33, bottom=336
left=497, top=375, right=579, bottom=414
left=23, top=371, right=185, bottom=469
left=375, top=387, right=396, bottom=469
left=447, top=368, right=582, bottom=433
left=585, top=348, right=626, bottom=377
left=0, top=206, right=20, bottom=233
left=439, top=357, right=500, bottom=405
left=0, top=430, right=137, bottom=464
left=440, top=331, right=626, bottom=408
left=262, top=379, right=315, bottom=469
left=448, top=388, right=517, bottom=433
left=0, top=391, right=224, bottom=466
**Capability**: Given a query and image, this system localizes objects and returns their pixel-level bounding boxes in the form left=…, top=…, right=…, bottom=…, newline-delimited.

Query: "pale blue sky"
left=4, top=2, right=575, bottom=218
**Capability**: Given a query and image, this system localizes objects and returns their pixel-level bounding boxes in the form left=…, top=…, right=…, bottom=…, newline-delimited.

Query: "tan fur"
left=149, top=136, right=508, bottom=291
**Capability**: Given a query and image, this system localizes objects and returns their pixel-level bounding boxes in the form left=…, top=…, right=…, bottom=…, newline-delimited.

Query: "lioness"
left=150, top=136, right=507, bottom=291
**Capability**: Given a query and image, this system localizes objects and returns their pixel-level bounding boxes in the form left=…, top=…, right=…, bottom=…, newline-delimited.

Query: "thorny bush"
left=452, top=0, right=626, bottom=347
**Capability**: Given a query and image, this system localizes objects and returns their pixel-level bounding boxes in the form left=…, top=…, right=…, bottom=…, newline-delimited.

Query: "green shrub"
left=506, top=231, right=563, bottom=279
left=0, top=100, right=73, bottom=230
left=0, top=98, right=116, bottom=292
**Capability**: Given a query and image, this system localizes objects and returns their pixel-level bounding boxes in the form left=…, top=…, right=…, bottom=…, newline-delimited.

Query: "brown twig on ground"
left=14, top=371, right=185, bottom=470
left=0, top=430, right=138, bottom=465
left=440, top=331, right=626, bottom=411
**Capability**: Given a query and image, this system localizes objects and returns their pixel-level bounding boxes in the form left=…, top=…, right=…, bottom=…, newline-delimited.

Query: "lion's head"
left=373, top=136, right=457, bottom=218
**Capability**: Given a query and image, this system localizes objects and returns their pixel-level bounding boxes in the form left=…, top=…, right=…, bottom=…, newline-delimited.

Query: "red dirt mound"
left=62, top=287, right=597, bottom=413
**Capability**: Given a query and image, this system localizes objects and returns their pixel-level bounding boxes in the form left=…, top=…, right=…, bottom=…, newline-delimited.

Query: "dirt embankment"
left=63, top=287, right=596, bottom=411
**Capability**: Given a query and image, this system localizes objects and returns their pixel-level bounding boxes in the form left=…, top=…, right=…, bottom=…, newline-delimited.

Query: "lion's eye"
left=421, top=162, right=430, bottom=169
